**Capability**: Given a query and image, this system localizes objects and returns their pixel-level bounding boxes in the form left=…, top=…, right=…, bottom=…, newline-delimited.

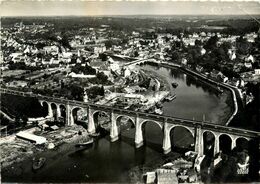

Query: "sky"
left=1, top=0, right=260, bottom=17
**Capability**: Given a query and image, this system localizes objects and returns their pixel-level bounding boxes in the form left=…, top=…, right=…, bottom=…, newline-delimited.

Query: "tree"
left=214, top=47, right=227, bottom=61
left=70, top=84, right=84, bottom=101
left=99, top=53, right=108, bottom=61
left=71, top=63, right=96, bottom=75
left=171, top=51, right=180, bottom=62
left=86, top=86, right=105, bottom=99
left=134, top=51, right=139, bottom=57
left=236, top=36, right=252, bottom=55
left=204, top=35, right=219, bottom=50
left=221, top=42, right=232, bottom=54
left=96, top=72, right=108, bottom=83
left=21, top=115, right=28, bottom=125
left=195, top=39, right=202, bottom=46
left=105, top=40, right=113, bottom=48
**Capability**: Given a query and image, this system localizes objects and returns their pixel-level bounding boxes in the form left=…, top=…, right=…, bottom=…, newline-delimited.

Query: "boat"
left=90, top=133, right=100, bottom=137
left=172, top=82, right=178, bottom=88
left=217, top=86, right=224, bottom=93
left=154, top=108, right=163, bottom=115
left=75, top=138, right=94, bottom=147
left=165, top=94, right=176, bottom=101
left=155, top=102, right=163, bottom=108
left=32, top=157, right=46, bottom=170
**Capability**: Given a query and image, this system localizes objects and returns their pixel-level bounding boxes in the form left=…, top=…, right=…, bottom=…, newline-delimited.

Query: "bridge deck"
left=1, top=87, right=259, bottom=138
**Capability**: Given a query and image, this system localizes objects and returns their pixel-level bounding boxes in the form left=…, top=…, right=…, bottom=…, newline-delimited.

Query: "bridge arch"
left=235, top=136, right=250, bottom=142
left=50, top=103, right=58, bottom=119
left=235, top=137, right=249, bottom=151
left=39, top=100, right=48, bottom=107
left=115, top=115, right=136, bottom=140
left=203, top=131, right=216, bottom=156
left=202, top=130, right=218, bottom=139
left=115, top=115, right=135, bottom=127
left=71, top=106, right=87, bottom=127
left=50, top=102, right=57, bottom=108
left=140, top=120, right=163, bottom=150
left=92, top=110, right=111, bottom=130
left=40, top=101, right=49, bottom=116
left=169, top=125, right=195, bottom=152
left=168, top=125, right=194, bottom=137
left=58, top=104, right=66, bottom=125
left=71, top=106, right=84, bottom=112
left=140, top=120, right=163, bottom=130
left=219, top=134, right=232, bottom=154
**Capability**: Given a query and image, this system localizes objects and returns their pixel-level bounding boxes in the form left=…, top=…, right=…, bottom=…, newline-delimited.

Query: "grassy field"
left=2, top=70, right=28, bottom=77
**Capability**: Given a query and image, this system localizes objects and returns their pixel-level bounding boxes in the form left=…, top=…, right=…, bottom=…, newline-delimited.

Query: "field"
left=2, top=70, right=28, bottom=77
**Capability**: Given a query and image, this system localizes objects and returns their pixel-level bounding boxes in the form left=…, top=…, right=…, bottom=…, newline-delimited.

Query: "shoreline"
left=1, top=125, right=89, bottom=170
left=157, top=61, right=239, bottom=126
left=139, top=62, right=232, bottom=125
left=0, top=61, right=242, bottom=180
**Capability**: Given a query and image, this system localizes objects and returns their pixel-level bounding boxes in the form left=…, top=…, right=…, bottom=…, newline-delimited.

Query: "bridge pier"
left=135, top=116, right=144, bottom=148
left=110, top=111, right=119, bottom=142
left=56, top=105, right=61, bottom=119
left=47, top=103, right=53, bottom=117
left=214, top=135, right=220, bottom=156
left=231, top=138, right=236, bottom=150
left=66, top=104, right=74, bottom=126
left=87, top=107, right=96, bottom=134
left=195, top=126, right=204, bottom=156
left=163, top=122, right=171, bottom=154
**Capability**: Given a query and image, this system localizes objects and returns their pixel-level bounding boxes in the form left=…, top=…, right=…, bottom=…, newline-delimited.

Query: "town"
left=1, top=14, right=260, bottom=184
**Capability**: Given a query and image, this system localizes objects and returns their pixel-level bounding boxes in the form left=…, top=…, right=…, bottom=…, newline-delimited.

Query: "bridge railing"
left=1, top=87, right=260, bottom=138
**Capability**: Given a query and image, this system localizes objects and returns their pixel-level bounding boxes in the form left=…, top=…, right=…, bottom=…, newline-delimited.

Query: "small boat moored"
left=155, top=102, right=163, bottom=108
left=75, top=138, right=94, bottom=147
left=32, top=157, right=46, bottom=170
left=165, top=94, right=176, bottom=101
left=217, top=86, right=224, bottom=94
left=154, top=108, right=163, bottom=115
left=90, top=133, right=100, bottom=137
left=172, top=82, right=178, bottom=88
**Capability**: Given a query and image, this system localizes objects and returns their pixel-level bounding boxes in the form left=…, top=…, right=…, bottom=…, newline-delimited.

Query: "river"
left=1, top=64, right=233, bottom=183
left=139, top=64, right=233, bottom=124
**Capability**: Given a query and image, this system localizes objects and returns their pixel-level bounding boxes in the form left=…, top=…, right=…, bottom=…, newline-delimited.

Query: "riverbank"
left=1, top=125, right=89, bottom=170
left=140, top=68, right=171, bottom=92
left=208, top=90, right=233, bottom=125
left=128, top=152, right=181, bottom=183
left=158, top=61, right=239, bottom=126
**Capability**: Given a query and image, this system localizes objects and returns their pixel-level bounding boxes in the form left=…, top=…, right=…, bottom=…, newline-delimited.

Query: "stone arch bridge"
left=1, top=88, right=259, bottom=156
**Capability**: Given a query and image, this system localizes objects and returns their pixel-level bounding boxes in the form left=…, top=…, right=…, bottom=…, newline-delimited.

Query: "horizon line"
left=2, top=14, right=260, bottom=18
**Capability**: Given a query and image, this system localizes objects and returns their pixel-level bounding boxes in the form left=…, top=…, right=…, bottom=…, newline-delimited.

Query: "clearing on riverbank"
left=0, top=125, right=89, bottom=169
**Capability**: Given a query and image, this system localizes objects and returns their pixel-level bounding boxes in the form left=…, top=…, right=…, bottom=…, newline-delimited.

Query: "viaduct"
left=1, top=88, right=259, bottom=156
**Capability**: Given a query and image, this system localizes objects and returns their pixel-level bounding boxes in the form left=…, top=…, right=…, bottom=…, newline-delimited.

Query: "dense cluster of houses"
left=1, top=21, right=260, bottom=100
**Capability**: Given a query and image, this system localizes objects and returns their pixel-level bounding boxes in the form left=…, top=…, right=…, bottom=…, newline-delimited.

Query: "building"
left=181, top=58, right=188, bottom=66
left=89, top=60, right=107, bottom=72
left=122, top=67, right=131, bottom=77
left=16, top=131, right=47, bottom=145
left=119, top=94, right=145, bottom=104
left=231, top=52, right=236, bottom=61
left=68, top=72, right=96, bottom=78
left=156, top=169, right=178, bottom=184
left=43, top=45, right=59, bottom=55
left=254, top=69, right=260, bottom=75
left=6, top=80, right=28, bottom=88
left=246, top=55, right=254, bottom=63
left=196, top=65, right=204, bottom=73
left=244, top=62, right=252, bottom=69
left=94, top=44, right=106, bottom=54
